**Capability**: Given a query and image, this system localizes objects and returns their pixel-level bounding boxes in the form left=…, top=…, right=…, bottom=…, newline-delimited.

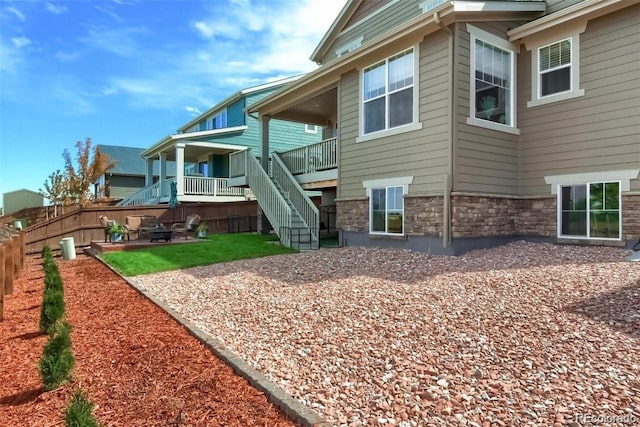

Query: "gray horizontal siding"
left=518, top=5, right=640, bottom=194
left=455, top=22, right=520, bottom=195
left=338, top=34, right=451, bottom=199
left=545, top=0, right=584, bottom=14
left=324, top=0, right=421, bottom=64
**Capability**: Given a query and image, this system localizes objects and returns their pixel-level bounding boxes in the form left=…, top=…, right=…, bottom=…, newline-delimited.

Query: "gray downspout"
left=435, top=12, right=454, bottom=248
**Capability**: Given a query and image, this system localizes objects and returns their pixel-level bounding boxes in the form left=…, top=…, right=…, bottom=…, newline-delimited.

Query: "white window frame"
left=363, top=176, right=413, bottom=236
left=207, top=109, right=227, bottom=130
left=545, top=169, right=640, bottom=241
left=526, top=23, right=585, bottom=108
left=556, top=181, right=622, bottom=241
left=357, top=46, right=421, bottom=143
left=304, top=124, right=319, bottom=134
left=466, top=24, right=519, bottom=135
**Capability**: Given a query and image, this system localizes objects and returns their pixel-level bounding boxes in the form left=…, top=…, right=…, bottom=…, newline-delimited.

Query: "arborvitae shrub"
left=39, top=288, right=65, bottom=335
left=65, top=389, right=100, bottom=427
left=44, top=268, right=63, bottom=292
left=42, top=244, right=53, bottom=260
left=39, top=322, right=75, bottom=391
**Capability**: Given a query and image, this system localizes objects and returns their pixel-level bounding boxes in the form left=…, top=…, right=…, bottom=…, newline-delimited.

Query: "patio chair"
left=172, top=214, right=200, bottom=239
left=99, top=215, right=129, bottom=242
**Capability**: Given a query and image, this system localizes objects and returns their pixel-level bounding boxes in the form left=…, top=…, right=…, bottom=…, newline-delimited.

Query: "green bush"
left=44, top=267, right=63, bottom=292
left=65, top=389, right=100, bottom=427
left=39, top=322, right=75, bottom=391
left=42, top=244, right=53, bottom=260
left=39, top=288, right=65, bottom=335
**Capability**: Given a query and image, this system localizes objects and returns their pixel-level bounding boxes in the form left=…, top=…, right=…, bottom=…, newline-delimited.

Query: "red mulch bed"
left=0, top=253, right=297, bottom=426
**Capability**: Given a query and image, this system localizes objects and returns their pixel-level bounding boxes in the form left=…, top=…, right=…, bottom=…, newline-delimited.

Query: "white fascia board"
left=453, top=1, right=546, bottom=13
left=240, top=75, right=305, bottom=95
left=184, top=141, right=249, bottom=152
left=142, top=126, right=248, bottom=159
left=179, top=93, right=242, bottom=132
left=171, top=126, right=248, bottom=140
left=310, top=0, right=358, bottom=63
left=508, top=0, right=638, bottom=41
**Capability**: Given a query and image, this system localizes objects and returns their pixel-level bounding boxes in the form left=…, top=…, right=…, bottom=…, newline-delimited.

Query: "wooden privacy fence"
left=22, top=201, right=258, bottom=255
left=1, top=227, right=26, bottom=321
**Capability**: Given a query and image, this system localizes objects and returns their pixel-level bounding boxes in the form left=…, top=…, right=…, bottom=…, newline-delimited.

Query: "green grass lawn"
left=101, top=233, right=298, bottom=276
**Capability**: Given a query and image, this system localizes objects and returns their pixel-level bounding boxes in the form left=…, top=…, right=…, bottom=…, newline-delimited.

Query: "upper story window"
left=539, top=39, right=571, bottom=97
left=526, top=26, right=585, bottom=108
left=467, top=25, right=518, bottom=135
left=305, top=124, right=319, bottom=134
left=207, top=110, right=227, bottom=130
left=362, top=48, right=415, bottom=135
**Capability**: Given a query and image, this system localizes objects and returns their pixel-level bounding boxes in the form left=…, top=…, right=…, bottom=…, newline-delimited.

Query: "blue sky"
left=0, top=0, right=346, bottom=208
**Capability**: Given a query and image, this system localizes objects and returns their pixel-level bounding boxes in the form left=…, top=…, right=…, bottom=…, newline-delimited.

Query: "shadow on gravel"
left=0, top=387, right=44, bottom=406
left=565, top=280, right=640, bottom=339
left=13, top=331, right=44, bottom=340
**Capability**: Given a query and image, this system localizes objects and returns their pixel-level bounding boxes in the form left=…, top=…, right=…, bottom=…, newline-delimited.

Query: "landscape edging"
left=85, top=248, right=331, bottom=427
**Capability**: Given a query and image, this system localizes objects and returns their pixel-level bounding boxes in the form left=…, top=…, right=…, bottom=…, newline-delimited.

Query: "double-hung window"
left=467, top=25, right=517, bottom=133
left=363, top=49, right=415, bottom=135
left=370, top=186, right=404, bottom=234
left=559, top=182, right=620, bottom=239
left=538, top=39, right=571, bottom=97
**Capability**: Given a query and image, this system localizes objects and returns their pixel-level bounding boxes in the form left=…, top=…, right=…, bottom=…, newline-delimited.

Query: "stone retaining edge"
left=85, top=247, right=332, bottom=427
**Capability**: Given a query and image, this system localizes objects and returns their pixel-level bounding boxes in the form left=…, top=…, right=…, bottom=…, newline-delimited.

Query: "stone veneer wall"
left=336, top=194, right=639, bottom=242
left=403, top=195, right=442, bottom=236
left=336, top=198, right=368, bottom=232
left=622, top=194, right=640, bottom=241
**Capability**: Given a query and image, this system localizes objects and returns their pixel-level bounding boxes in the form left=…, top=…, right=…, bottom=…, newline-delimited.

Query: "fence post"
left=3, top=239, right=13, bottom=296
left=0, top=245, right=4, bottom=321
left=13, top=235, right=20, bottom=279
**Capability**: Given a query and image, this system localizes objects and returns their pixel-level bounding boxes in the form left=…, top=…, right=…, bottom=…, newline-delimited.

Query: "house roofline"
left=508, top=0, right=639, bottom=41
left=310, top=0, right=360, bottom=64
left=178, top=75, right=305, bottom=133
left=142, top=126, right=248, bottom=159
left=252, top=1, right=545, bottom=116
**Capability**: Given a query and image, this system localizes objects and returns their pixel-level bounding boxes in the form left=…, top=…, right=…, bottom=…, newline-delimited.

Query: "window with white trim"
left=538, top=38, right=572, bottom=97
left=472, top=39, right=513, bottom=126
left=305, top=124, right=319, bottom=134
left=559, top=181, right=620, bottom=239
left=370, top=186, right=404, bottom=234
left=207, top=110, right=227, bottom=130
left=362, top=48, right=415, bottom=135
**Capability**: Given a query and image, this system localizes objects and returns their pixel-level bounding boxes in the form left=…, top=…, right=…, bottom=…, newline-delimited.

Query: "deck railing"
left=272, top=152, right=318, bottom=244
left=239, top=150, right=292, bottom=246
left=183, top=177, right=245, bottom=196
left=279, top=137, right=337, bottom=175
left=117, top=180, right=164, bottom=206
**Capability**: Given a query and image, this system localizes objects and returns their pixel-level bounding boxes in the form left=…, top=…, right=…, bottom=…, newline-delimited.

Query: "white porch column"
left=175, top=143, right=185, bottom=196
left=145, top=158, right=154, bottom=186
left=159, top=152, right=167, bottom=196
left=260, top=115, right=271, bottom=171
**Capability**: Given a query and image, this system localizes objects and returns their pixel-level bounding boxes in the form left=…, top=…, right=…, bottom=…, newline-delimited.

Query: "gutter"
left=435, top=11, right=453, bottom=248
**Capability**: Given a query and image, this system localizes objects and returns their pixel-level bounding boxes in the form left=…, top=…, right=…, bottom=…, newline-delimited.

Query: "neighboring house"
left=2, top=189, right=44, bottom=216
left=118, top=76, right=322, bottom=206
left=95, top=145, right=180, bottom=200
left=230, top=0, right=640, bottom=253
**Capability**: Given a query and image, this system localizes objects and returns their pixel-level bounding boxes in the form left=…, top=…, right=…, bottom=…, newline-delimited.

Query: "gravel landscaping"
left=128, top=241, right=640, bottom=426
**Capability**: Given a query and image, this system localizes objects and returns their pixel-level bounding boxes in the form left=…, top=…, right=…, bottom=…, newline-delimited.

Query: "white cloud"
left=81, top=26, right=148, bottom=57
left=6, top=6, right=26, bottom=22
left=45, top=2, right=68, bottom=15
left=185, top=106, right=202, bottom=116
left=95, top=5, right=122, bottom=22
left=11, top=37, right=31, bottom=49
left=102, top=87, right=119, bottom=96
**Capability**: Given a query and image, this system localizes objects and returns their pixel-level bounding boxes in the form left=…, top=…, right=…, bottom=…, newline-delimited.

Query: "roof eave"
left=310, top=0, right=360, bottom=64
left=508, top=0, right=639, bottom=41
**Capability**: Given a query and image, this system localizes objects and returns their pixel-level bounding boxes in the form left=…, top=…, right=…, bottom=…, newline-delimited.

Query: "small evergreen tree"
left=42, top=244, right=53, bottom=260
left=39, top=321, right=75, bottom=390
left=65, top=389, right=100, bottom=427
left=39, top=288, right=65, bottom=335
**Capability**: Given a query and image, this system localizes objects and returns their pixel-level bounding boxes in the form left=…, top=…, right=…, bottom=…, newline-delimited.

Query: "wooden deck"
left=89, top=237, right=202, bottom=253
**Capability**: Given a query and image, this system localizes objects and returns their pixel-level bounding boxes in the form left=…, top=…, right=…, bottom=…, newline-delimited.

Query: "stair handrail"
left=116, top=180, right=163, bottom=206
left=271, top=152, right=319, bottom=244
left=242, top=150, right=292, bottom=246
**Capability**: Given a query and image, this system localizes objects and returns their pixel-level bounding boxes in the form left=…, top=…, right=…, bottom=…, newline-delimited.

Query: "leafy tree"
left=62, top=138, right=116, bottom=207
left=40, top=170, right=68, bottom=217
